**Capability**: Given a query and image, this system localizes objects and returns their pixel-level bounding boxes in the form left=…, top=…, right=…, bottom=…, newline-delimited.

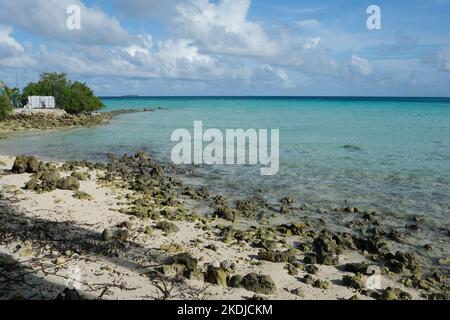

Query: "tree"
left=0, top=93, right=12, bottom=121
left=0, top=81, right=14, bottom=120
left=22, top=73, right=104, bottom=114
left=63, top=82, right=104, bottom=114
left=22, top=73, right=70, bottom=107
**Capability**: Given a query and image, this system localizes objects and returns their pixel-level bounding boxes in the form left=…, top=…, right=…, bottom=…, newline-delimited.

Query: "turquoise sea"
left=1, top=97, right=450, bottom=261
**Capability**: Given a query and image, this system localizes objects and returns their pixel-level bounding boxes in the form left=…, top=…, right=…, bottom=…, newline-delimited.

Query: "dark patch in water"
left=341, top=145, right=362, bottom=152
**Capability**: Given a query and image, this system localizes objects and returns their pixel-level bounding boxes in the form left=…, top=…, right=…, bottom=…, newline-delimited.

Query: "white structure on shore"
left=26, top=96, right=56, bottom=109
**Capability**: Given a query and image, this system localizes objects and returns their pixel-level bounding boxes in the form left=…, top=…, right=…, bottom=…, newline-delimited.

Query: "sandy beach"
left=0, top=153, right=431, bottom=300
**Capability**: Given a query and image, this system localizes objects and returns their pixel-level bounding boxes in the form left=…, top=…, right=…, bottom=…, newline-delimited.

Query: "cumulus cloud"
left=0, top=26, right=35, bottom=68
left=173, top=0, right=279, bottom=57
left=0, top=0, right=391, bottom=93
left=0, top=0, right=134, bottom=46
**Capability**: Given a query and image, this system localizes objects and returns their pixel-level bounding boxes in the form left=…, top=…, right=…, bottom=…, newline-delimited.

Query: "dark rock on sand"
left=228, top=275, right=243, bottom=288
left=11, top=155, right=41, bottom=174
left=101, top=229, right=114, bottom=241
left=205, top=266, right=229, bottom=288
left=381, top=287, right=412, bottom=300
left=215, top=206, right=240, bottom=222
left=73, top=191, right=93, bottom=201
left=71, top=171, right=89, bottom=181
left=342, top=274, right=365, bottom=290
left=258, top=248, right=297, bottom=263
left=156, top=220, right=179, bottom=234
left=312, top=231, right=340, bottom=265
left=301, top=274, right=314, bottom=285
left=386, top=251, right=421, bottom=274
left=57, top=176, right=80, bottom=191
left=344, top=262, right=371, bottom=274
left=305, top=264, right=319, bottom=275
left=241, top=273, right=277, bottom=295
left=163, top=252, right=200, bottom=279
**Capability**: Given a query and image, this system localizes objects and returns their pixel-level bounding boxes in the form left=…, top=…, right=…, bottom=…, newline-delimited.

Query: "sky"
left=0, top=0, right=449, bottom=96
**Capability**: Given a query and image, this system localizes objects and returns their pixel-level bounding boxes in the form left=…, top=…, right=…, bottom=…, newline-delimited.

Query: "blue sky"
left=0, top=0, right=449, bottom=96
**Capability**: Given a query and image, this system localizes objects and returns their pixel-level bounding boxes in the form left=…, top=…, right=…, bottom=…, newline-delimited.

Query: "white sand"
left=0, top=155, right=421, bottom=300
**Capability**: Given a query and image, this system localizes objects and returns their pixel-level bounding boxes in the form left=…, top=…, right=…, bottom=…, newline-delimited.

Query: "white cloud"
left=248, top=64, right=292, bottom=88
left=173, top=0, right=279, bottom=57
left=0, top=0, right=428, bottom=94
left=349, top=55, right=373, bottom=77
left=0, top=26, right=35, bottom=68
left=0, top=0, right=134, bottom=46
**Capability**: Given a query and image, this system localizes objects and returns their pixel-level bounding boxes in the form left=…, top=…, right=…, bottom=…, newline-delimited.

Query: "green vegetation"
left=0, top=93, right=12, bottom=121
left=21, top=73, right=104, bottom=114
left=0, top=81, right=15, bottom=121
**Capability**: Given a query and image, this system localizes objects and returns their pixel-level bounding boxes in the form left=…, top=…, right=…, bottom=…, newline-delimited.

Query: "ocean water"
left=1, top=97, right=450, bottom=261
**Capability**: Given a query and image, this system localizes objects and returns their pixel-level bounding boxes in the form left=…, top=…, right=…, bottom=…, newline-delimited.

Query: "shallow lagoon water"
left=1, top=97, right=449, bottom=264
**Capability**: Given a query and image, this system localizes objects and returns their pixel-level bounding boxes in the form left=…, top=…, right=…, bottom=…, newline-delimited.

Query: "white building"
left=27, top=96, right=56, bottom=109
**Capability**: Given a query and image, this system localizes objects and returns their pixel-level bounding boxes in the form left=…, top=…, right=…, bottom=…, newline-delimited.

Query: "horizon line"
left=99, top=95, right=450, bottom=99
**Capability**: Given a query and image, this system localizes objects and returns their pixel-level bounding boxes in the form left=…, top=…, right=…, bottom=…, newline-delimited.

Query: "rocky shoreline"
left=0, top=108, right=154, bottom=133
left=0, top=152, right=448, bottom=300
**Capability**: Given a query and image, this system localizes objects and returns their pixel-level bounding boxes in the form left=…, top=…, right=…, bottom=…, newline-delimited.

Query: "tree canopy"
left=22, top=73, right=104, bottom=114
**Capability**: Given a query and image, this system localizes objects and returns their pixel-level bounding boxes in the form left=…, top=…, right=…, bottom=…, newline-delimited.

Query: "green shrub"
left=0, top=93, right=12, bottom=121
left=62, top=82, right=104, bottom=114
left=22, top=73, right=104, bottom=114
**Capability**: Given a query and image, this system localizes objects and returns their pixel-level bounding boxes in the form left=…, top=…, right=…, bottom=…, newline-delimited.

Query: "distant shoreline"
left=0, top=108, right=154, bottom=134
